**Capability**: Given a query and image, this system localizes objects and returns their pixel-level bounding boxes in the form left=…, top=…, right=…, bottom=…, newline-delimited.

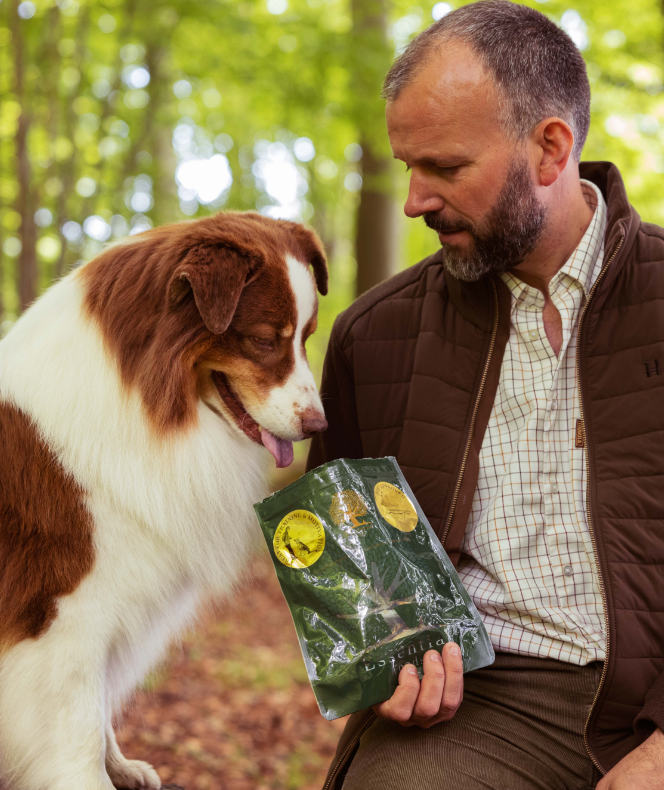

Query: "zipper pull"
left=575, top=419, right=585, bottom=448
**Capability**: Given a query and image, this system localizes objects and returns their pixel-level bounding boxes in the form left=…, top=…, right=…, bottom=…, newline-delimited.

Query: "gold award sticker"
left=273, top=510, right=326, bottom=569
left=374, top=482, right=419, bottom=532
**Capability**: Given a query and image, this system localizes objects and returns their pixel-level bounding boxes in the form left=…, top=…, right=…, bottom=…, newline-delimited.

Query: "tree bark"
left=40, top=4, right=65, bottom=282
left=351, top=0, right=398, bottom=296
left=11, top=0, right=38, bottom=312
left=55, top=5, right=91, bottom=276
left=148, top=22, right=179, bottom=227
left=116, top=40, right=168, bottom=207
left=355, top=143, right=398, bottom=296
left=152, top=125, right=179, bottom=225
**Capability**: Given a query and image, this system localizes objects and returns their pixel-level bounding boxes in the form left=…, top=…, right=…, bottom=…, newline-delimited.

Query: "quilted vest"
left=308, top=162, right=664, bottom=776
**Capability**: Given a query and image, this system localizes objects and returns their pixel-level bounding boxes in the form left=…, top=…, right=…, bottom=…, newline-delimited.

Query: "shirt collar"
left=500, top=179, right=608, bottom=306
left=555, top=179, right=607, bottom=297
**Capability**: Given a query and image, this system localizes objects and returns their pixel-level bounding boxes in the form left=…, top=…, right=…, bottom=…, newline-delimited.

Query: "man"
left=307, top=1, right=664, bottom=788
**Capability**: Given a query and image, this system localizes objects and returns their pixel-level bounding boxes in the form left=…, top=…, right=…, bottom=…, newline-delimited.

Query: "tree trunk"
left=135, top=38, right=178, bottom=226
left=41, top=5, right=64, bottom=282
left=55, top=5, right=91, bottom=276
left=351, top=0, right=398, bottom=296
left=152, top=124, right=179, bottom=225
left=11, top=0, right=38, bottom=312
left=355, top=143, right=398, bottom=295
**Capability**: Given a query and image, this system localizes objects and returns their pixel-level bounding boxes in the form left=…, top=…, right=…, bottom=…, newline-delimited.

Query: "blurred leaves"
left=0, top=0, right=662, bottom=370
left=116, top=560, right=347, bottom=790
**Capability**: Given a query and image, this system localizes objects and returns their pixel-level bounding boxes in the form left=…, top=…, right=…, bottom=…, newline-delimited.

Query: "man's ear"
left=168, top=244, right=263, bottom=335
left=534, top=117, right=575, bottom=187
left=289, top=225, right=329, bottom=295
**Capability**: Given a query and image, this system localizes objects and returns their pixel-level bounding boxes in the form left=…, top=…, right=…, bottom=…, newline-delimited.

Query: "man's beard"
left=424, top=156, right=548, bottom=282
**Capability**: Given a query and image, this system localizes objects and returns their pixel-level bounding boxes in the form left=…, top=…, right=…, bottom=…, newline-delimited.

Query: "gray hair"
left=383, top=0, right=591, bottom=161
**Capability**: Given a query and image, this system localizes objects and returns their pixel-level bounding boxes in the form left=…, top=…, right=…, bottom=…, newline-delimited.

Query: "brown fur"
left=82, top=212, right=327, bottom=433
left=0, top=401, right=94, bottom=649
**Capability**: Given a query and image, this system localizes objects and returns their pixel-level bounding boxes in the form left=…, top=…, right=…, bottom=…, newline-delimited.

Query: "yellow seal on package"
left=374, top=482, right=418, bottom=532
left=274, top=510, right=326, bottom=568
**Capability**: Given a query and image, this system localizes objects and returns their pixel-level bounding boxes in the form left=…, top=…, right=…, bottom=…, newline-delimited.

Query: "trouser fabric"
left=340, top=652, right=605, bottom=790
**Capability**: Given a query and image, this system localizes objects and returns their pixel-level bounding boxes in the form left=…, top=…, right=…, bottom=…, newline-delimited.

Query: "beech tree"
left=351, top=0, right=399, bottom=295
left=0, top=0, right=662, bottom=360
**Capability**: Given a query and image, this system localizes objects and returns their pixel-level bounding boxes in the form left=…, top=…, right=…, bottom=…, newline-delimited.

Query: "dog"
left=0, top=211, right=328, bottom=790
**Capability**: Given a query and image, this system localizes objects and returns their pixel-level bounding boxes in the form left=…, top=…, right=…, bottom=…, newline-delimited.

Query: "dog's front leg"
left=105, top=722, right=161, bottom=790
left=0, top=628, right=114, bottom=790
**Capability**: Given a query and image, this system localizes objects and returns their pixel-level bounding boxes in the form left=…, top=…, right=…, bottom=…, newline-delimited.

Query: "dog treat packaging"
left=253, top=456, right=494, bottom=720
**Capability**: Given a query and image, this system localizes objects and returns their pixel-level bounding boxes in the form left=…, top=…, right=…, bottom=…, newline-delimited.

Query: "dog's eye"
left=251, top=336, right=274, bottom=351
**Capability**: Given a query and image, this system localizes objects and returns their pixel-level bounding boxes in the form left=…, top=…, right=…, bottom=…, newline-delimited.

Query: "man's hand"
left=372, top=642, right=463, bottom=728
left=597, top=728, right=664, bottom=789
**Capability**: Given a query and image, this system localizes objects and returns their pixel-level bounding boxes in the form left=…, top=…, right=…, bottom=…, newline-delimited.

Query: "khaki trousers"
left=341, top=653, right=604, bottom=790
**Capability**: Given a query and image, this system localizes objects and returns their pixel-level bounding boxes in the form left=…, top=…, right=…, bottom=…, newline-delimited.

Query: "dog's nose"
left=301, top=409, right=328, bottom=437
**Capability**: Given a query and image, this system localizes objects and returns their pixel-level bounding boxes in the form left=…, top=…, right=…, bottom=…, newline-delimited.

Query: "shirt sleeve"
left=306, top=316, right=363, bottom=472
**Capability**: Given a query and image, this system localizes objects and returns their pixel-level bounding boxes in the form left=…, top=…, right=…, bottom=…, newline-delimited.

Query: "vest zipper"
left=322, top=711, right=377, bottom=790
left=324, top=279, right=497, bottom=789
left=577, top=232, right=625, bottom=774
left=441, top=277, right=500, bottom=547
left=324, top=248, right=621, bottom=786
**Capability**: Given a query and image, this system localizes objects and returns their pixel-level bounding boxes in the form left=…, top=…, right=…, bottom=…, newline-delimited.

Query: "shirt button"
left=529, top=329, right=538, bottom=340
left=552, top=484, right=559, bottom=493
left=563, top=565, right=574, bottom=577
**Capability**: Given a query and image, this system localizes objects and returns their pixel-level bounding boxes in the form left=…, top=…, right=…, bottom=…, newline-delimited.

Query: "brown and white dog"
left=0, top=212, right=328, bottom=790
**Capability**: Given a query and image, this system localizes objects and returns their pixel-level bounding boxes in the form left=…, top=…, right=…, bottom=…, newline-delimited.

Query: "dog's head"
left=83, top=212, right=328, bottom=467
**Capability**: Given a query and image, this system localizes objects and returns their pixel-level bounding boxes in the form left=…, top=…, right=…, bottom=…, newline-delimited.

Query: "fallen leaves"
left=115, top=559, right=347, bottom=790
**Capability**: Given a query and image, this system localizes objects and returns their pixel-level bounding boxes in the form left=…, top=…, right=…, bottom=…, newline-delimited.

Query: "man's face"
left=386, top=41, right=547, bottom=282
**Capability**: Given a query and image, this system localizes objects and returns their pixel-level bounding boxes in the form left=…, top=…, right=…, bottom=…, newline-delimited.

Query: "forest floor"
left=116, top=556, right=347, bottom=790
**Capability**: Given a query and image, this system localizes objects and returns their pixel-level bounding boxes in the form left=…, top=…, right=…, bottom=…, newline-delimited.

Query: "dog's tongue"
left=260, top=428, right=294, bottom=468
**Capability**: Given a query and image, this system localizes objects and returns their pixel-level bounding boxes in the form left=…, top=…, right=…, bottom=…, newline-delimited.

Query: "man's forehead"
left=386, top=41, right=504, bottom=158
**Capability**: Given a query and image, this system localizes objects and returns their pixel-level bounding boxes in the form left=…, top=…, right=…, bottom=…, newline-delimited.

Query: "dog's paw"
left=107, top=758, right=161, bottom=790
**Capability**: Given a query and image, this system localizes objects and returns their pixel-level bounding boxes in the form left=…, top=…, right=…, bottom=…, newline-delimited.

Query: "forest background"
left=3, top=0, right=664, bottom=422
left=1, top=0, right=663, bottom=786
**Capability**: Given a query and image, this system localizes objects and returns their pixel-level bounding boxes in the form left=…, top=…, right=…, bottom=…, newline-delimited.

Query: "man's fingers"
left=373, top=664, right=420, bottom=723
left=373, top=644, right=464, bottom=728
left=438, top=642, right=464, bottom=719
left=413, top=650, right=446, bottom=720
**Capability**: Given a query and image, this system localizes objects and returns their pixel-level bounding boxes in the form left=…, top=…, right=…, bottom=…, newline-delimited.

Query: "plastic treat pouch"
left=253, top=457, right=494, bottom=720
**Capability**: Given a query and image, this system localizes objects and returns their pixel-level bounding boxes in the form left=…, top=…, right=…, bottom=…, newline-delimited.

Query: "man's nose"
left=404, top=170, right=445, bottom=218
left=301, top=408, right=328, bottom=437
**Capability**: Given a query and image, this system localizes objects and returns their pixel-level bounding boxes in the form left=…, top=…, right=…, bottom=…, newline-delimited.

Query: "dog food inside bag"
left=253, top=457, right=494, bottom=720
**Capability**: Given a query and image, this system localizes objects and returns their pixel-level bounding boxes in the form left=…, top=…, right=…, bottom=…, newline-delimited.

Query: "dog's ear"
left=289, top=225, right=328, bottom=296
left=169, top=244, right=263, bottom=335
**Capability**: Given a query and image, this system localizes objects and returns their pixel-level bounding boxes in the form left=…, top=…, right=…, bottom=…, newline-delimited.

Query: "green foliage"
left=0, top=0, right=662, bottom=380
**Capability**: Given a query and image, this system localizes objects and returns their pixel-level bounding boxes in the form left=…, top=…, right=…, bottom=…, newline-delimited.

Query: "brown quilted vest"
left=308, top=162, right=664, bottom=782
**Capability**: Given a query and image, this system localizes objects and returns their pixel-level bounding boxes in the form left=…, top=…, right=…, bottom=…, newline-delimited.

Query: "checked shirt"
left=457, top=180, right=608, bottom=665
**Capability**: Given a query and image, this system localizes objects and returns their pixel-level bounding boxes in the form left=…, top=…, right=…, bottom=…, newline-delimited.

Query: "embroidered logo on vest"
left=644, top=359, right=661, bottom=378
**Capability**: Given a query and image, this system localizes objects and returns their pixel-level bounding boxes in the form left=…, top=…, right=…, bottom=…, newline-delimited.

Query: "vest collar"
left=579, top=161, right=640, bottom=301
left=443, top=161, right=639, bottom=319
